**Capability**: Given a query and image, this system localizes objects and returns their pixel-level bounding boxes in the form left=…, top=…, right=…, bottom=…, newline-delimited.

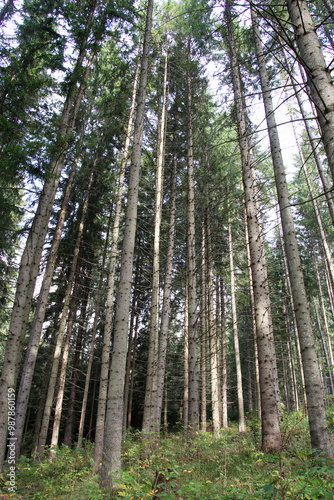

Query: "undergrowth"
left=1, top=411, right=334, bottom=499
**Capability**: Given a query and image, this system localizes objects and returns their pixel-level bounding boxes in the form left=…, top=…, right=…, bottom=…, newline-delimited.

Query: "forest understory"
left=1, top=413, right=334, bottom=499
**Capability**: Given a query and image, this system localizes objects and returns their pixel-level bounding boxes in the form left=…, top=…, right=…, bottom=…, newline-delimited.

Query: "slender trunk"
left=77, top=213, right=112, bottom=448
left=228, top=216, right=246, bottom=433
left=0, top=40, right=96, bottom=469
left=63, top=280, right=89, bottom=447
left=206, top=211, right=220, bottom=438
left=15, top=114, right=89, bottom=459
left=283, top=295, right=298, bottom=411
left=31, top=328, right=56, bottom=458
left=215, top=278, right=223, bottom=425
left=156, top=153, right=177, bottom=427
left=285, top=0, right=334, bottom=184
left=281, top=340, right=290, bottom=413
left=100, top=1, right=154, bottom=487
left=37, top=166, right=95, bottom=456
left=200, top=222, right=207, bottom=432
left=313, top=246, right=334, bottom=392
left=252, top=4, right=333, bottom=458
left=123, top=253, right=140, bottom=430
left=283, top=49, right=334, bottom=226
left=142, top=49, right=168, bottom=433
left=220, top=279, right=228, bottom=429
left=289, top=110, right=334, bottom=287
left=244, top=206, right=261, bottom=421
left=277, top=208, right=307, bottom=410
left=183, top=271, right=189, bottom=432
left=226, top=0, right=281, bottom=451
left=50, top=276, right=79, bottom=452
left=186, top=46, right=199, bottom=432
left=127, top=308, right=140, bottom=429
left=313, top=299, right=334, bottom=396
left=93, top=52, right=141, bottom=472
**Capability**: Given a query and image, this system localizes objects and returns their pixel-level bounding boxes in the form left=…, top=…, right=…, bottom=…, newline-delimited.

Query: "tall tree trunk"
left=200, top=221, right=207, bottom=432
left=313, top=246, right=334, bottom=393
left=77, top=212, right=112, bottom=448
left=93, top=51, right=141, bottom=472
left=289, top=108, right=334, bottom=287
left=186, top=45, right=199, bottom=432
left=142, top=49, right=168, bottom=433
left=37, top=165, right=95, bottom=456
left=156, top=152, right=177, bottom=428
left=63, top=277, right=89, bottom=447
left=100, top=0, right=154, bottom=487
left=251, top=4, right=333, bottom=459
left=226, top=0, right=282, bottom=452
left=14, top=114, right=89, bottom=459
left=220, top=279, right=228, bottom=429
left=285, top=0, right=334, bottom=185
left=127, top=307, right=140, bottom=429
left=206, top=211, right=221, bottom=438
left=228, top=216, right=246, bottom=433
left=50, top=276, right=79, bottom=453
left=283, top=49, right=334, bottom=226
left=123, top=253, right=140, bottom=431
left=244, top=206, right=261, bottom=421
left=0, top=36, right=97, bottom=469
left=313, top=299, right=334, bottom=396
left=183, top=270, right=189, bottom=432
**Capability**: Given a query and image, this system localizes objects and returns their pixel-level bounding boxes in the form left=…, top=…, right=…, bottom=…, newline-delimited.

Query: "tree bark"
left=285, top=0, right=334, bottom=185
left=156, top=151, right=177, bottom=428
left=93, top=51, right=141, bottom=472
left=100, top=0, right=153, bottom=487
left=200, top=221, right=207, bottom=432
left=220, top=279, right=228, bottom=429
left=14, top=114, right=89, bottom=460
left=226, top=0, right=282, bottom=452
left=186, top=44, right=199, bottom=432
left=37, top=164, right=95, bottom=456
left=228, top=215, right=246, bottom=433
left=142, top=49, right=168, bottom=433
left=252, top=4, right=333, bottom=459
left=0, top=39, right=97, bottom=469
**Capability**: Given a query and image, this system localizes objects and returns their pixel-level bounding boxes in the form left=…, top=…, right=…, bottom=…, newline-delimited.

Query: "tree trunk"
left=186, top=45, right=199, bottom=432
left=206, top=211, right=220, bottom=438
left=14, top=113, right=89, bottom=459
left=77, top=212, right=112, bottom=448
left=226, top=0, right=282, bottom=452
left=225, top=2, right=281, bottom=452
left=156, top=151, right=177, bottom=428
left=252, top=4, right=333, bottom=459
left=244, top=206, right=261, bottom=421
left=100, top=0, right=154, bottom=487
left=142, top=49, right=168, bottom=433
left=228, top=216, right=246, bottom=433
left=37, top=165, right=95, bottom=456
left=123, top=253, right=140, bottom=431
left=285, top=0, right=334, bottom=185
left=0, top=37, right=97, bottom=469
left=63, top=277, right=89, bottom=447
left=283, top=48, right=334, bottom=226
left=200, top=221, right=207, bottom=432
left=183, top=270, right=189, bottom=432
left=127, top=307, right=140, bottom=429
left=93, top=51, right=141, bottom=472
left=220, top=279, right=228, bottom=429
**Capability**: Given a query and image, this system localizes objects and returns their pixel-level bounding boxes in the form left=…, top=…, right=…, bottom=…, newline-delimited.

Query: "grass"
left=1, top=411, right=334, bottom=499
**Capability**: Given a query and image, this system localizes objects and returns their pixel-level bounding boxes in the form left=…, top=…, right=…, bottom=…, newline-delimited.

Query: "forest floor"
left=1, top=410, right=334, bottom=499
